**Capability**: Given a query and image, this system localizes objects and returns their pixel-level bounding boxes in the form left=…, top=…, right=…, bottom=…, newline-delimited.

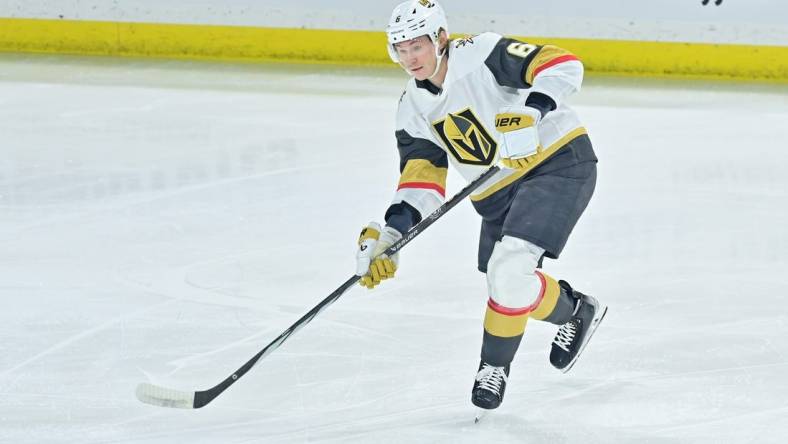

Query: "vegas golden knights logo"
left=432, top=108, right=497, bottom=166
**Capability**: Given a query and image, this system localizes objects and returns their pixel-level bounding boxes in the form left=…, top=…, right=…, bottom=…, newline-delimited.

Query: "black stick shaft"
left=192, top=166, right=500, bottom=408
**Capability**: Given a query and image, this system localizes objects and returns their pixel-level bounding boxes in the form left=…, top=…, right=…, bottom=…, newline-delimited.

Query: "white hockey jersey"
left=388, top=32, right=589, bottom=226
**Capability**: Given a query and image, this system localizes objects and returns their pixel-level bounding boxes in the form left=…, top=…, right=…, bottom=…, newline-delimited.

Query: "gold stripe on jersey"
left=483, top=306, right=529, bottom=338
left=399, top=159, right=448, bottom=190
left=471, top=127, right=588, bottom=202
left=525, top=45, right=578, bottom=85
left=529, top=272, right=562, bottom=321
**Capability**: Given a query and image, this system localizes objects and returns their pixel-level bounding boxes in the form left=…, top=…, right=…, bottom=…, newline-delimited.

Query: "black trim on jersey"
left=525, top=92, right=557, bottom=118
left=415, top=78, right=442, bottom=95
left=385, top=201, right=422, bottom=235
left=485, top=37, right=543, bottom=89
left=395, top=129, right=448, bottom=172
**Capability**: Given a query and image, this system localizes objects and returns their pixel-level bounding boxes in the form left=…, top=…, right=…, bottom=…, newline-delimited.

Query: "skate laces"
left=476, top=364, right=507, bottom=394
left=553, top=321, right=577, bottom=352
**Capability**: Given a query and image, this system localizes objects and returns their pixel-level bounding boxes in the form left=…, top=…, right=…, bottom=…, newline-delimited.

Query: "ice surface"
left=1, top=54, right=787, bottom=443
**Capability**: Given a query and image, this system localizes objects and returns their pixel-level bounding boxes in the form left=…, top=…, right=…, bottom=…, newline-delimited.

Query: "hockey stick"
left=136, top=165, right=501, bottom=409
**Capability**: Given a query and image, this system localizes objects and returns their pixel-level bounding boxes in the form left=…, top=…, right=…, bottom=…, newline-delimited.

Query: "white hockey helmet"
left=386, top=0, right=449, bottom=63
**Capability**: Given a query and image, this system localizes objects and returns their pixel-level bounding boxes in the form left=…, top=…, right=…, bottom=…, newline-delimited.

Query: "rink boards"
left=0, top=17, right=787, bottom=82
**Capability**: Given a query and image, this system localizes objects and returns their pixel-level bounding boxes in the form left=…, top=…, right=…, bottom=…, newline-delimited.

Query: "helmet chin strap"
left=403, top=53, right=444, bottom=79
left=427, top=49, right=446, bottom=80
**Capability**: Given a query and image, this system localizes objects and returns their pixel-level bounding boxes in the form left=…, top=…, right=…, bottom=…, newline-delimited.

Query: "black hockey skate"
left=471, top=361, right=509, bottom=410
left=550, top=281, right=608, bottom=373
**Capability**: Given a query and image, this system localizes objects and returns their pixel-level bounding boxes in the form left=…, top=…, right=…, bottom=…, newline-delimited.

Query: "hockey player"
left=354, top=0, right=607, bottom=411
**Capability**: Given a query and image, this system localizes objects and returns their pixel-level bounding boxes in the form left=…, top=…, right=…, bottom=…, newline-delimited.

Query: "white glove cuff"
left=379, top=226, right=403, bottom=244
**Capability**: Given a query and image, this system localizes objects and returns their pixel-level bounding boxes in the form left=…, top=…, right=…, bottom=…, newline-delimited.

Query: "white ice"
left=1, top=54, right=787, bottom=443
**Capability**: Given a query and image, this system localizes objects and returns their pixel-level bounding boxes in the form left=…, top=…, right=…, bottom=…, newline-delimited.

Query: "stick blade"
left=136, top=382, right=196, bottom=409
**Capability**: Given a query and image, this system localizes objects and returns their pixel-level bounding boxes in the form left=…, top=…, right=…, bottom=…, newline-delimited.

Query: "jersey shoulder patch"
left=452, top=35, right=476, bottom=49
left=447, top=32, right=503, bottom=78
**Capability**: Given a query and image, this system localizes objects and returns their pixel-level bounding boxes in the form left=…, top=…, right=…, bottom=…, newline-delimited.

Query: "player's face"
left=394, top=35, right=436, bottom=80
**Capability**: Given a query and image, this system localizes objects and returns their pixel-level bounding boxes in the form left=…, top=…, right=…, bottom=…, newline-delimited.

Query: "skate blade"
left=562, top=304, right=608, bottom=374
left=474, top=408, right=488, bottom=423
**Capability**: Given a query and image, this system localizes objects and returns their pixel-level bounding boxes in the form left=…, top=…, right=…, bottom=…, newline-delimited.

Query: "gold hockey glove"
left=495, top=105, right=542, bottom=169
left=355, top=222, right=402, bottom=289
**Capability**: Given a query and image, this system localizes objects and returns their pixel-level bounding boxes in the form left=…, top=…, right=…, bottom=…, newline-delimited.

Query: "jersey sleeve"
left=484, top=37, right=584, bottom=108
left=384, top=90, right=448, bottom=233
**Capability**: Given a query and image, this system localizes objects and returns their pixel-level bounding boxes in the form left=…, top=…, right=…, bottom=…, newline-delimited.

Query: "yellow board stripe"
left=470, top=127, right=588, bottom=202
left=542, top=36, right=788, bottom=83
left=0, top=18, right=786, bottom=82
left=0, top=18, right=390, bottom=65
